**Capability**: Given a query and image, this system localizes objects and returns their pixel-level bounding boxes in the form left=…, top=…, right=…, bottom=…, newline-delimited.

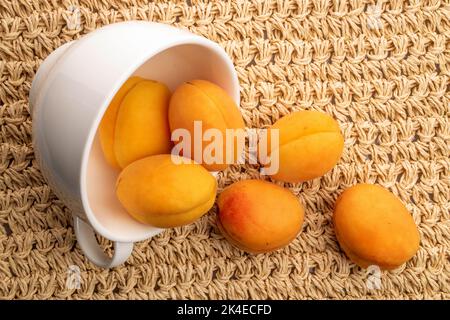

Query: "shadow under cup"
left=85, top=43, right=239, bottom=242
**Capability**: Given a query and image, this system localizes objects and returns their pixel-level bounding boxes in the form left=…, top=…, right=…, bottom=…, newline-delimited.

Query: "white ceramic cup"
left=29, top=21, right=240, bottom=268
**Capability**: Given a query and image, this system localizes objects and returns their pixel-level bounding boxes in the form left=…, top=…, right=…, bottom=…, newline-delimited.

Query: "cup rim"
left=78, top=30, right=240, bottom=242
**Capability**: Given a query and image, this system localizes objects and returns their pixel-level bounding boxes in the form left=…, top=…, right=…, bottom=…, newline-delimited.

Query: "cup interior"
left=85, top=43, right=237, bottom=242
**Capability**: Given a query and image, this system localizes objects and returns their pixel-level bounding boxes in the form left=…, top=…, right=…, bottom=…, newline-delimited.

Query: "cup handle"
left=73, top=216, right=134, bottom=268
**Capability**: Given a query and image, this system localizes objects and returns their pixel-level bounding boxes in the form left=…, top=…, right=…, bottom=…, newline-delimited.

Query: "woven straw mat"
left=0, top=0, right=449, bottom=300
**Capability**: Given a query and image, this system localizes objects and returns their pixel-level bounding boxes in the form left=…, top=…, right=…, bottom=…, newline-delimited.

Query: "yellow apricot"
left=333, top=184, right=420, bottom=270
left=99, top=76, right=144, bottom=169
left=168, top=80, right=245, bottom=171
left=99, top=78, right=172, bottom=169
left=116, top=154, right=217, bottom=228
left=260, top=110, right=344, bottom=182
left=217, top=179, right=304, bottom=253
left=114, top=81, right=172, bottom=168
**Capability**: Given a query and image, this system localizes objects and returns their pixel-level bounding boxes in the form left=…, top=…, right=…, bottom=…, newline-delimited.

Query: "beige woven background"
left=0, top=0, right=449, bottom=299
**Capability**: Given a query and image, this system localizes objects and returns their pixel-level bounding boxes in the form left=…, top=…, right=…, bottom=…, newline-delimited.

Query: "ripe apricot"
left=116, top=154, right=217, bottom=228
left=333, top=184, right=420, bottom=270
left=260, top=110, right=344, bottom=182
left=99, top=78, right=172, bottom=169
left=217, top=179, right=304, bottom=253
left=99, top=76, right=143, bottom=169
left=168, top=80, right=245, bottom=171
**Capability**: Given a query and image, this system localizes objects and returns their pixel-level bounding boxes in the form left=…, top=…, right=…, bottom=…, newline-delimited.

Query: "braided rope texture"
left=0, top=0, right=449, bottom=299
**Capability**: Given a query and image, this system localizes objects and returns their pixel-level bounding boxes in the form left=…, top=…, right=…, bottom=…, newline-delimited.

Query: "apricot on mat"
left=217, top=179, right=304, bottom=253
left=260, top=110, right=344, bottom=183
left=116, top=154, right=217, bottom=228
left=333, top=184, right=420, bottom=270
left=169, top=80, right=245, bottom=172
left=99, top=78, right=172, bottom=169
